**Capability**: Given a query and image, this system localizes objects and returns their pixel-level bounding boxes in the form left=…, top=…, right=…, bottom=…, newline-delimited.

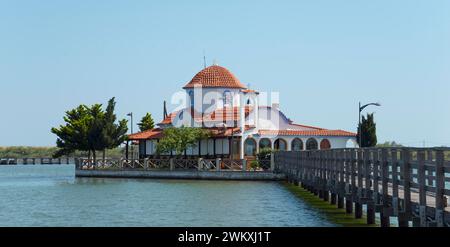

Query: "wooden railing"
left=274, top=148, right=450, bottom=227
left=0, top=157, right=74, bottom=165
left=74, top=157, right=271, bottom=171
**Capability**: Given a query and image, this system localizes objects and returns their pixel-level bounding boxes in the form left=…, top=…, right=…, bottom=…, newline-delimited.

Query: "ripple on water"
left=0, top=165, right=333, bottom=226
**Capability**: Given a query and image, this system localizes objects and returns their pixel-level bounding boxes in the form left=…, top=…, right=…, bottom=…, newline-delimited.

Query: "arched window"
left=259, top=138, right=271, bottom=149
left=188, top=91, right=194, bottom=107
left=246, top=97, right=253, bottom=106
left=274, top=138, right=287, bottom=151
left=346, top=138, right=357, bottom=148
left=306, top=138, right=318, bottom=150
left=179, top=111, right=184, bottom=120
left=320, top=139, right=331, bottom=150
left=223, top=90, right=232, bottom=106
left=291, top=138, right=303, bottom=151
left=244, top=138, right=257, bottom=156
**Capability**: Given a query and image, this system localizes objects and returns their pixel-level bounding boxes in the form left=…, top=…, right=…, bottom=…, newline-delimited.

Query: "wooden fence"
left=274, top=148, right=450, bottom=227
left=0, top=157, right=73, bottom=165
left=75, top=158, right=273, bottom=171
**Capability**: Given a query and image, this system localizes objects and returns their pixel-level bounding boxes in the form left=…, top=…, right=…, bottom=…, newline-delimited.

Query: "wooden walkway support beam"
left=275, top=147, right=450, bottom=227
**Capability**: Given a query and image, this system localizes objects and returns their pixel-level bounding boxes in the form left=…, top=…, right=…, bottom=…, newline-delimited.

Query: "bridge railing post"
left=435, top=150, right=445, bottom=227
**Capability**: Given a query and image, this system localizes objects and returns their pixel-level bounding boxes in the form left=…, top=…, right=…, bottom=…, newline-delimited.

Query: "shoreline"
left=283, top=182, right=379, bottom=227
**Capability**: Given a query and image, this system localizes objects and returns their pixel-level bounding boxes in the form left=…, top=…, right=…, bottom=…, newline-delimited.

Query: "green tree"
left=137, top=113, right=155, bottom=132
left=51, top=98, right=128, bottom=161
left=257, top=147, right=273, bottom=161
left=376, top=141, right=403, bottom=147
left=156, top=127, right=210, bottom=156
left=101, top=98, right=128, bottom=160
left=357, top=113, right=377, bottom=147
left=51, top=105, right=92, bottom=157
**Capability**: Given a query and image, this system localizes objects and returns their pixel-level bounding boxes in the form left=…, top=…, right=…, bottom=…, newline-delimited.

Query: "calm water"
left=0, top=165, right=334, bottom=227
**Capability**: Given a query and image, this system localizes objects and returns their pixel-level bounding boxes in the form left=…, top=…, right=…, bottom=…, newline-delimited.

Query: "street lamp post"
left=127, top=112, right=133, bottom=160
left=358, top=102, right=381, bottom=148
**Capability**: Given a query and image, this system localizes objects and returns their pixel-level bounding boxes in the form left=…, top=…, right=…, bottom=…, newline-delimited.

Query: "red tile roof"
left=258, top=129, right=356, bottom=137
left=160, top=112, right=178, bottom=125
left=128, top=128, right=164, bottom=140
left=289, top=123, right=325, bottom=130
left=199, top=106, right=252, bottom=122
left=241, top=89, right=258, bottom=94
left=183, top=65, right=246, bottom=89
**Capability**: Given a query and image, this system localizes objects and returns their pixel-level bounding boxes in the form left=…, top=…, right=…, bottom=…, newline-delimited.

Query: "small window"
left=189, top=91, right=194, bottom=107
left=223, top=90, right=232, bottom=106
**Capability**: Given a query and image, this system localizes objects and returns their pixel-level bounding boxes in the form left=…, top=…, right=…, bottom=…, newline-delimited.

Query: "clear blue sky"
left=0, top=0, right=449, bottom=147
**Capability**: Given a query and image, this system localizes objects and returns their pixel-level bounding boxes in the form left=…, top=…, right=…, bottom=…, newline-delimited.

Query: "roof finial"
left=212, top=59, right=218, bottom=66
left=203, top=50, right=206, bottom=69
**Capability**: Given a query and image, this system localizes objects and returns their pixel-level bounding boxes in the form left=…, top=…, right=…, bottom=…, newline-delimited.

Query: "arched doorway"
left=274, top=138, right=287, bottom=151
left=306, top=138, right=318, bottom=150
left=320, top=139, right=331, bottom=150
left=244, top=138, right=257, bottom=156
left=259, top=138, right=272, bottom=150
left=291, top=138, right=303, bottom=151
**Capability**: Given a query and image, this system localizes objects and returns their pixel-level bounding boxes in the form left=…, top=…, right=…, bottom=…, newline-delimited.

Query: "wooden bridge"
left=274, top=147, right=450, bottom=227
left=0, top=157, right=74, bottom=165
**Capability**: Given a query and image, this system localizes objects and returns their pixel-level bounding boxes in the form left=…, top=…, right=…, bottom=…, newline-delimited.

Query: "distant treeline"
left=0, top=146, right=125, bottom=158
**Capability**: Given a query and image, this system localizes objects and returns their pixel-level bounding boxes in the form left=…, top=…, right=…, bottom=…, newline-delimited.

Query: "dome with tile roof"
left=183, top=65, right=246, bottom=89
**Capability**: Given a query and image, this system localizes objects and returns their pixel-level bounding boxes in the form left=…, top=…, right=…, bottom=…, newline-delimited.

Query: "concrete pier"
left=76, top=169, right=285, bottom=181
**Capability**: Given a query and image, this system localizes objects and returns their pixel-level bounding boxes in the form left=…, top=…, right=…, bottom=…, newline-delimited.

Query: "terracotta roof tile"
left=183, top=65, right=246, bottom=89
left=128, top=128, right=163, bottom=140
left=258, top=129, right=356, bottom=137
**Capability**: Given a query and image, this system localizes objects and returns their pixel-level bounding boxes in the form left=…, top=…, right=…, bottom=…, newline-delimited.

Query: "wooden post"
left=398, top=149, right=411, bottom=227
left=169, top=158, right=174, bottom=171
left=372, top=150, right=380, bottom=205
left=380, top=149, right=390, bottom=227
left=330, top=150, right=337, bottom=205
left=323, top=151, right=329, bottom=202
left=354, top=149, right=363, bottom=219
left=391, top=149, right=399, bottom=217
left=417, top=150, right=427, bottom=227
left=337, top=150, right=345, bottom=209
left=215, top=158, right=221, bottom=171
left=198, top=158, right=203, bottom=171
left=364, top=149, right=375, bottom=224
left=426, top=150, right=433, bottom=186
left=144, top=158, right=149, bottom=170
left=435, top=150, right=445, bottom=227
left=345, top=150, right=353, bottom=214
left=242, top=159, right=247, bottom=171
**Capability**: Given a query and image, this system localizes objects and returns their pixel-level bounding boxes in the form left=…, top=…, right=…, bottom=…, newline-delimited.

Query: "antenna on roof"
left=203, top=50, right=206, bottom=69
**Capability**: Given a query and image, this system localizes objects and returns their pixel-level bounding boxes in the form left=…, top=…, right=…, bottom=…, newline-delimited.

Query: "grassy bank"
left=0, top=146, right=125, bottom=158
left=284, top=182, right=378, bottom=227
